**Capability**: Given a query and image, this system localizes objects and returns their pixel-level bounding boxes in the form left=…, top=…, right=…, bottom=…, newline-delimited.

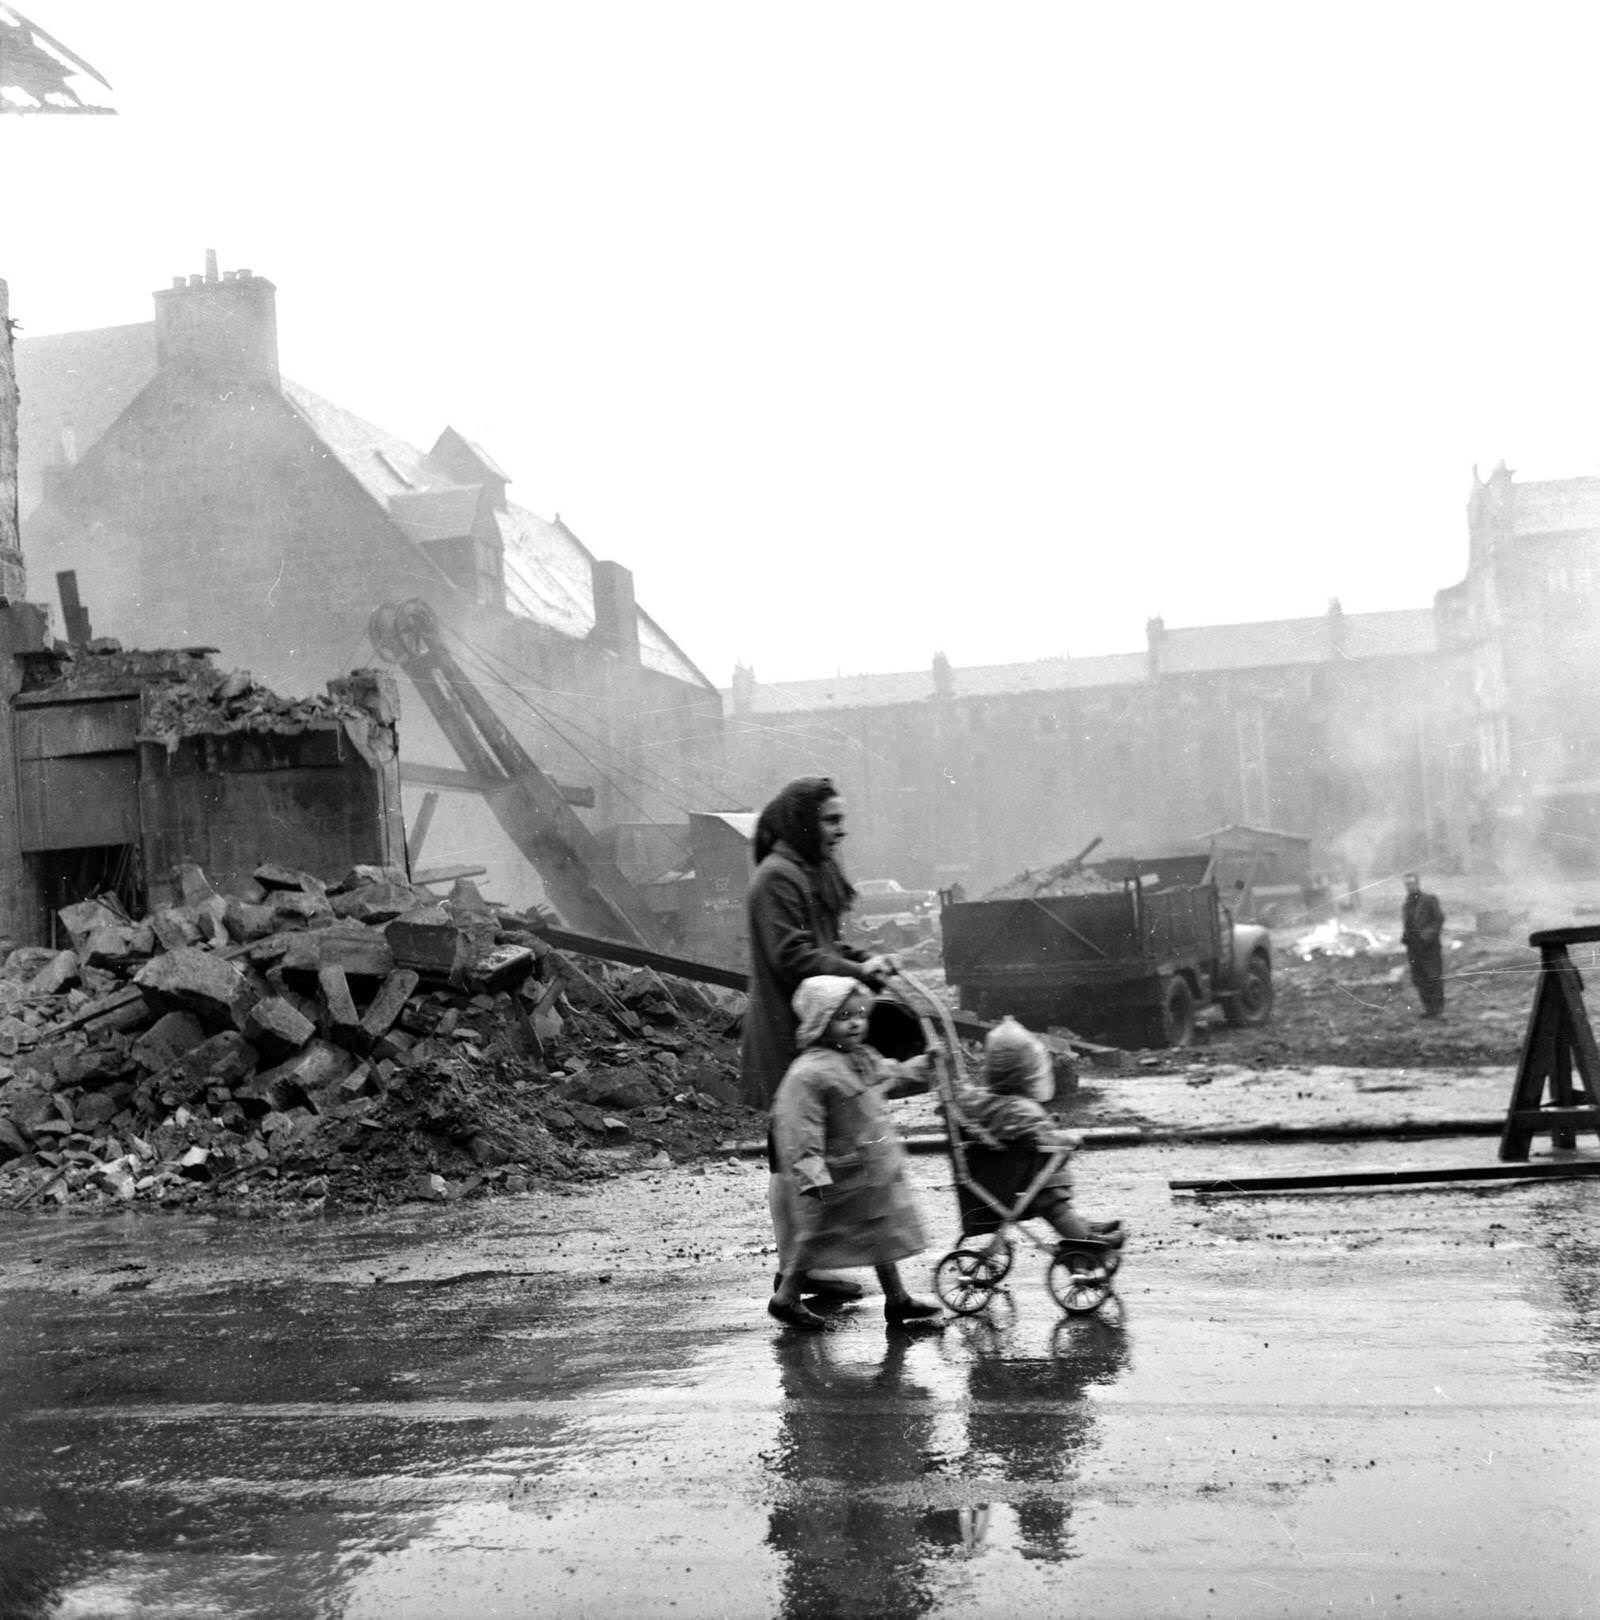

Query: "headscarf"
left=792, top=975, right=871, bottom=1049
left=753, top=775, right=856, bottom=918
left=982, top=1016, right=1055, bottom=1102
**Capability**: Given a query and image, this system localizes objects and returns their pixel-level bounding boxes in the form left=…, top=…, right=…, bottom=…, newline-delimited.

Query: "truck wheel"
left=1223, top=957, right=1274, bottom=1027
left=1160, top=977, right=1196, bottom=1048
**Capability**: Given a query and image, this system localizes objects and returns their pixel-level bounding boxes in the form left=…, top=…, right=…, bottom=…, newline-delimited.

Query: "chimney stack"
left=590, top=559, right=641, bottom=664
left=153, top=251, right=279, bottom=389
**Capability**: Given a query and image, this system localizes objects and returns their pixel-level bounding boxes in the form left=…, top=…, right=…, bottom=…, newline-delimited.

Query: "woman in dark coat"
left=742, top=777, right=888, bottom=1108
left=742, top=776, right=891, bottom=1301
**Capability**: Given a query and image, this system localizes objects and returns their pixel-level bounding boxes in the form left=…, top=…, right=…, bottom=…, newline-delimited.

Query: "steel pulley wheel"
left=935, top=1248, right=1007, bottom=1315
left=1047, top=1251, right=1114, bottom=1315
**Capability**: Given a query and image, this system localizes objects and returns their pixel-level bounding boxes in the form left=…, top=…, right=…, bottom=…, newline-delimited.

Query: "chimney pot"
left=171, top=276, right=185, bottom=289
left=187, top=275, right=204, bottom=288
left=204, top=249, right=219, bottom=282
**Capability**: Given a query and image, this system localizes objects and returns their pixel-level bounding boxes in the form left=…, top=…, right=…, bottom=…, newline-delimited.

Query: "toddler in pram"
left=935, top=1015, right=1126, bottom=1316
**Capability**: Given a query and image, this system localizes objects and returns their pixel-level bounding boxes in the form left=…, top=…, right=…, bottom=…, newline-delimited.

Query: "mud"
left=3, top=1132, right=1599, bottom=1619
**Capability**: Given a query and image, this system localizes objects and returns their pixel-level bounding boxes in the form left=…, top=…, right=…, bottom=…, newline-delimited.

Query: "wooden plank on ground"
left=1170, top=1160, right=1600, bottom=1194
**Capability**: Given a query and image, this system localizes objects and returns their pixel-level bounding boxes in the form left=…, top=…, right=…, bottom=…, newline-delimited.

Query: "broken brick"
left=28, top=951, right=80, bottom=997
left=385, top=906, right=471, bottom=981
left=243, top=997, right=316, bottom=1054
left=150, top=908, right=204, bottom=954
left=317, top=964, right=362, bottom=1042
left=330, top=881, right=416, bottom=924
left=280, top=924, right=394, bottom=981
left=221, top=898, right=277, bottom=944
left=254, top=863, right=328, bottom=895
left=469, top=944, right=538, bottom=995
left=134, top=948, right=261, bottom=1032
left=358, top=969, right=419, bottom=1042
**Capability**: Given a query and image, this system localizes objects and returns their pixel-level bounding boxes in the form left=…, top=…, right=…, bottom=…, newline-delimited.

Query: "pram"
left=883, top=970, right=1122, bottom=1318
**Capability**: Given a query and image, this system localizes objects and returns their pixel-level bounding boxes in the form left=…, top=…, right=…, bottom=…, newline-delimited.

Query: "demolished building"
left=15, top=256, right=736, bottom=912
left=12, top=642, right=406, bottom=936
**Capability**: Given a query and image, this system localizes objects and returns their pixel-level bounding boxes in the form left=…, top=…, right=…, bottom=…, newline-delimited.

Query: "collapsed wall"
left=14, top=645, right=407, bottom=922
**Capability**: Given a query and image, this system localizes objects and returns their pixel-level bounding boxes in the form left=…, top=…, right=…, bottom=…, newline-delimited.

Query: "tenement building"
left=16, top=257, right=729, bottom=909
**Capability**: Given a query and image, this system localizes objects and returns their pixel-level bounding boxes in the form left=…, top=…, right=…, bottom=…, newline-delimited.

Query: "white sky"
left=6, top=2, right=1600, bottom=686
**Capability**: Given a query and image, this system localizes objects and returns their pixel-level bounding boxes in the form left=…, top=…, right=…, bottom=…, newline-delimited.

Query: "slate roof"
left=1157, top=608, right=1436, bottom=674
left=16, top=328, right=711, bottom=690
left=731, top=652, right=1148, bottom=715
left=15, top=323, right=158, bottom=510
left=729, top=611, right=1435, bottom=716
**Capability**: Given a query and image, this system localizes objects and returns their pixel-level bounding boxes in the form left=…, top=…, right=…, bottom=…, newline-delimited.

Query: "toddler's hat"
left=793, top=975, right=870, bottom=1048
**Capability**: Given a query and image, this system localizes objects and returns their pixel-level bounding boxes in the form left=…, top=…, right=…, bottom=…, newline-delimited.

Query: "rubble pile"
left=983, top=863, right=1117, bottom=901
left=0, top=864, right=757, bottom=1212
left=140, top=664, right=393, bottom=748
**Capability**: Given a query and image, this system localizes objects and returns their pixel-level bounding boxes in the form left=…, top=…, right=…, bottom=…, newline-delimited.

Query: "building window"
left=1548, top=561, right=1595, bottom=596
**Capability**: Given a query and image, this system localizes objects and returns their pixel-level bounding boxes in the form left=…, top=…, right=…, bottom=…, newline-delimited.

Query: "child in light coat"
left=767, top=976, right=943, bottom=1332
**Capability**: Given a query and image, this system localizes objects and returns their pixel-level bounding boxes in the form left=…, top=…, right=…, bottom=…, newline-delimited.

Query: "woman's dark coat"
left=740, top=847, right=877, bottom=1110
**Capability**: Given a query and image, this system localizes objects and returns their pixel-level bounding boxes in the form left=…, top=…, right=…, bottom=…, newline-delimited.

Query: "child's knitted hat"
left=792, top=975, right=871, bottom=1048
left=982, top=1015, right=1054, bottom=1101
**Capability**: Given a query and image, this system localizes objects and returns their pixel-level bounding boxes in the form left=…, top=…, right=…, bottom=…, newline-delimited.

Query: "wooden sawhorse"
left=1500, top=924, right=1600, bottom=1160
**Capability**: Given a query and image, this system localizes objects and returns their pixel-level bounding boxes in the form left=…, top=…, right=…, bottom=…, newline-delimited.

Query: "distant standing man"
left=1401, top=872, right=1446, bottom=1018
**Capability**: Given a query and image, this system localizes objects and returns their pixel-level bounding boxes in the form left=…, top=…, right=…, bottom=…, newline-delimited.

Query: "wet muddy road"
left=3, top=1137, right=1598, bottom=1620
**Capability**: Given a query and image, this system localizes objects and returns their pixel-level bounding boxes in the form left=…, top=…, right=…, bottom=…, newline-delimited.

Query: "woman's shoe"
left=768, top=1296, right=827, bottom=1332
left=772, top=1271, right=865, bottom=1302
left=884, top=1295, right=944, bottom=1324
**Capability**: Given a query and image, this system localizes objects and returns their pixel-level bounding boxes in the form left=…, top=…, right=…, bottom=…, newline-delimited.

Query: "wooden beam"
left=1170, top=1160, right=1600, bottom=1194
left=407, top=790, right=439, bottom=866
left=535, top=924, right=750, bottom=991
left=400, top=761, right=596, bottom=807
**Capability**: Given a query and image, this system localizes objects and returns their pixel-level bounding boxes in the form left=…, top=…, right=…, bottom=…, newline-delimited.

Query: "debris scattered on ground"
left=1292, top=920, right=1395, bottom=959
left=1213, top=931, right=1537, bottom=1071
left=0, top=863, right=759, bottom=1213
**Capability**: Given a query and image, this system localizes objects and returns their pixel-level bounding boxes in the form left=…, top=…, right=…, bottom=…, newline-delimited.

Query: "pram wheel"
left=935, top=1247, right=1007, bottom=1315
left=1047, top=1250, right=1115, bottom=1316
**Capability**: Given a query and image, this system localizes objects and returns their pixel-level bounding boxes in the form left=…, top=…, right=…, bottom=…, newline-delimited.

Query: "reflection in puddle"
left=767, top=1313, right=1132, bottom=1618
